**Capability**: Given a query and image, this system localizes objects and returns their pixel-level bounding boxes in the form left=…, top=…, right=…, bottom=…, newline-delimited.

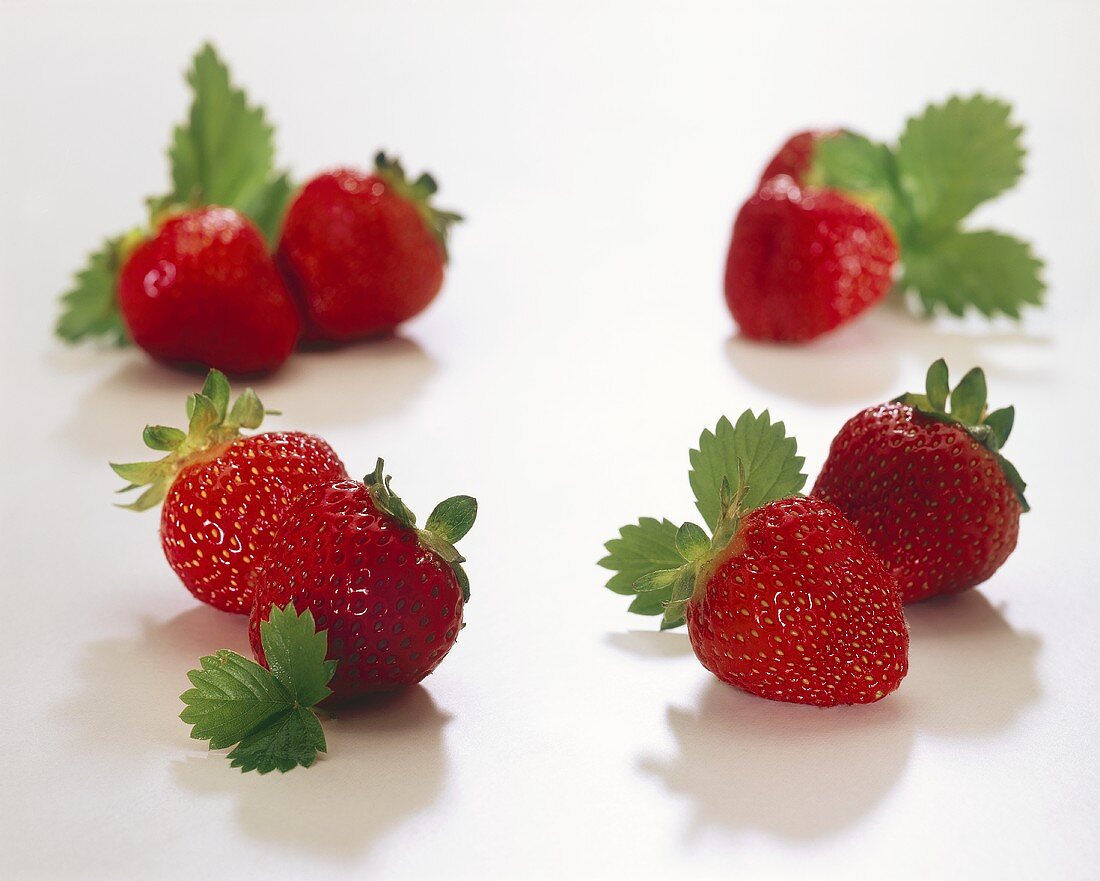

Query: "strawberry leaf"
left=162, top=44, right=284, bottom=217
left=688, top=410, right=806, bottom=532
left=808, top=131, right=909, bottom=238
left=896, top=95, right=1025, bottom=235
left=55, top=237, right=129, bottom=346
left=902, top=229, right=1045, bottom=318
left=599, top=517, right=684, bottom=598
left=179, top=605, right=335, bottom=774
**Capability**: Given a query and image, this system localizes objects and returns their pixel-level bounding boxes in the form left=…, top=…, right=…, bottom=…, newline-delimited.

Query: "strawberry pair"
left=114, top=370, right=477, bottom=707
left=59, top=45, right=459, bottom=374
left=725, top=97, right=1045, bottom=342
left=601, top=358, right=1027, bottom=707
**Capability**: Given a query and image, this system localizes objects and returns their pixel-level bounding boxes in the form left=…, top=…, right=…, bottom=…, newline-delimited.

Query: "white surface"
left=2, top=2, right=1099, bottom=879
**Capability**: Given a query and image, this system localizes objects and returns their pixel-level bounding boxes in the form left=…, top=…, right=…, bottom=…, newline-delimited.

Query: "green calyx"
left=894, top=358, right=1029, bottom=511
left=110, top=369, right=276, bottom=512
left=363, top=459, right=477, bottom=602
left=599, top=411, right=808, bottom=630
left=374, top=152, right=463, bottom=259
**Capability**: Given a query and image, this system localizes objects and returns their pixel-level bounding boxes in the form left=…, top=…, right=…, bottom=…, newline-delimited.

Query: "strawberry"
left=724, top=175, right=898, bottom=342
left=57, top=46, right=301, bottom=366
left=601, top=411, right=908, bottom=706
left=111, top=370, right=347, bottom=613
left=249, top=460, right=476, bottom=702
left=814, top=359, right=1027, bottom=603
left=759, top=129, right=834, bottom=184
left=117, top=207, right=301, bottom=374
left=277, top=155, right=462, bottom=342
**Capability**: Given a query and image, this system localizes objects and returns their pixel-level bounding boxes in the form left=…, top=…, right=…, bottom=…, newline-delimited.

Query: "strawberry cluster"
left=725, top=98, right=1045, bottom=342
left=601, top=358, right=1028, bottom=707
left=58, top=45, right=460, bottom=375
left=115, top=370, right=477, bottom=772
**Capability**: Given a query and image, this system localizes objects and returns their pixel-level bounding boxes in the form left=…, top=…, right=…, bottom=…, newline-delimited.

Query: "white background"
left=2, top=1, right=1098, bottom=878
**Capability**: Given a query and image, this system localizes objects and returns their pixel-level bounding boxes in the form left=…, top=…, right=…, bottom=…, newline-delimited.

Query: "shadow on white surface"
left=173, top=686, right=450, bottom=859
left=50, top=334, right=437, bottom=458
left=637, top=590, right=1041, bottom=840
left=725, top=307, right=1052, bottom=405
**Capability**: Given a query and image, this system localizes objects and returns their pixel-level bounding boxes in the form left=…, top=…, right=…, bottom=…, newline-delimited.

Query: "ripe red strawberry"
left=759, top=129, right=835, bottom=184
left=250, top=460, right=477, bottom=702
left=118, top=207, right=301, bottom=374
left=111, top=370, right=347, bottom=613
left=276, top=154, right=462, bottom=342
left=601, top=411, right=908, bottom=707
left=814, top=359, right=1027, bottom=603
left=724, top=175, right=898, bottom=342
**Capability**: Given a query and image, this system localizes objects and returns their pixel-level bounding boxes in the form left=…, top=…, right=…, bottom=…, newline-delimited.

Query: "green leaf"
left=259, top=606, right=335, bottom=708
left=598, top=517, right=684, bottom=599
left=109, top=460, right=163, bottom=485
left=949, top=367, right=987, bottom=424
left=187, top=393, right=219, bottom=436
left=808, top=131, right=907, bottom=236
left=142, top=425, right=186, bottom=451
left=363, top=459, right=417, bottom=528
left=228, top=387, right=265, bottom=429
left=925, top=358, right=950, bottom=412
left=239, top=172, right=294, bottom=244
left=675, top=522, right=710, bottom=562
left=165, top=43, right=280, bottom=214
left=200, top=370, right=231, bottom=422
left=903, top=229, right=1045, bottom=318
left=55, top=237, right=129, bottom=346
left=984, top=406, right=1015, bottom=449
left=227, top=707, right=327, bottom=774
left=896, top=95, right=1025, bottom=234
left=688, top=411, right=806, bottom=532
left=179, top=604, right=335, bottom=773
left=425, top=496, right=478, bottom=544
left=634, top=568, right=683, bottom=593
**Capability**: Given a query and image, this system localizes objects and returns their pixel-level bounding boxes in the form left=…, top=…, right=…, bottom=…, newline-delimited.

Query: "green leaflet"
left=55, top=237, right=129, bottom=346
left=179, top=605, right=336, bottom=774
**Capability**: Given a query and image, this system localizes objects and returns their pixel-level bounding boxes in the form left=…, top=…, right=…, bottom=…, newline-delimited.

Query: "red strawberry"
left=249, top=460, right=476, bottom=702
left=759, top=129, right=835, bottom=184
left=277, top=154, right=462, bottom=342
left=111, top=370, right=347, bottom=613
left=814, top=359, right=1027, bottom=603
left=117, top=207, right=301, bottom=374
left=601, top=411, right=908, bottom=707
left=724, top=175, right=898, bottom=342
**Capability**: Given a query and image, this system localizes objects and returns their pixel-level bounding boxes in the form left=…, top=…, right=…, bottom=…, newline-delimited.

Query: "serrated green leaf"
left=896, top=95, right=1025, bottom=234
left=984, top=406, right=1015, bottom=449
left=425, top=496, right=478, bottom=545
left=179, top=605, right=335, bottom=774
left=688, top=411, right=806, bottom=532
left=55, top=237, right=129, bottom=346
left=227, top=707, right=327, bottom=774
left=179, top=650, right=293, bottom=749
left=903, top=229, right=1045, bottom=318
left=599, top=517, right=684, bottom=599
left=260, top=605, right=335, bottom=708
left=925, top=359, right=950, bottom=412
left=166, top=44, right=279, bottom=214
left=949, top=367, right=987, bottom=424
left=675, top=522, right=710, bottom=562
left=808, top=131, right=908, bottom=236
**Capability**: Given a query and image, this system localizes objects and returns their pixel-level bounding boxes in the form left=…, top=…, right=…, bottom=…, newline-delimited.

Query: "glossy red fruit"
left=111, top=371, right=347, bottom=614
left=686, top=496, right=908, bottom=706
left=250, top=461, right=477, bottom=702
left=277, top=154, right=461, bottom=342
left=814, top=361, right=1027, bottom=603
left=759, top=130, right=835, bottom=184
left=118, top=207, right=301, bottom=374
left=724, top=175, right=898, bottom=342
